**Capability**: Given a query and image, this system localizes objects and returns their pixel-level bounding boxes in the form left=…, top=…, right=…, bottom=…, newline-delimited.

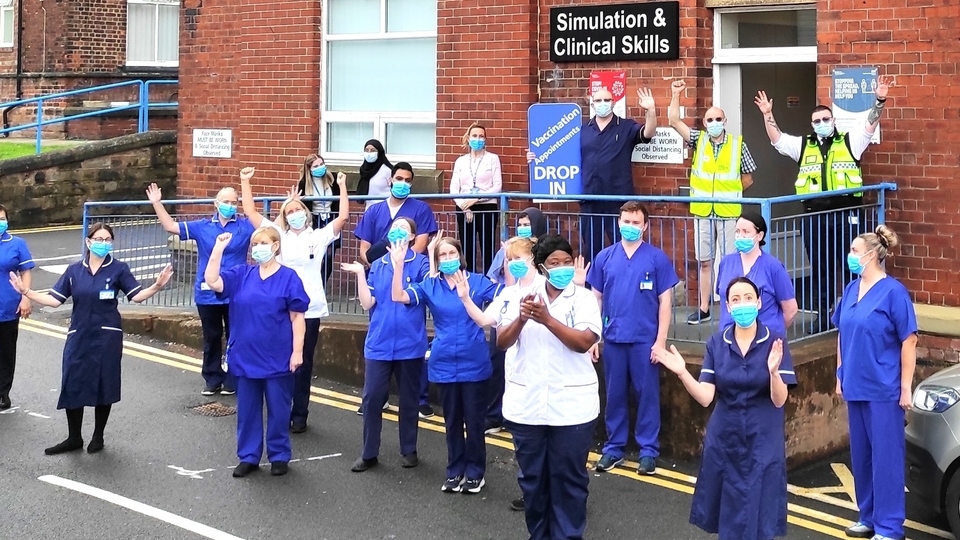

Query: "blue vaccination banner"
left=527, top=103, right=582, bottom=196
left=832, top=67, right=880, bottom=143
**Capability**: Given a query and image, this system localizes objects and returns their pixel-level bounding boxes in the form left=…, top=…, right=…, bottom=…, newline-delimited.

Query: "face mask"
left=619, top=224, right=642, bottom=243
left=387, top=227, right=409, bottom=244
left=287, top=211, right=307, bottom=230
left=89, top=241, right=112, bottom=258
left=310, top=166, right=327, bottom=178
left=251, top=244, right=275, bottom=264
left=217, top=202, right=237, bottom=219
left=391, top=182, right=411, bottom=199
left=730, top=303, right=759, bottom=328
left=468, top=139, right=485, bottom=151
left=363, top=152, right=378, bottom=163
left=0, top=220, right=7, bottom=235
left=546, top=266, right=575, bottom=289
left=594, top=101, right=613, bottom=118
left=847, top=252, right=870, bottom=275
left=705, top=121, right=724, bottom=138
left=813, top=120, right=834, bottom=138
left=734, top=237, right=756, bottom=254
left=438, top=259, right=460, bottom=275
left=508, top=259, right=529, bottom=280
left=517, top=225, right=532, bottom=238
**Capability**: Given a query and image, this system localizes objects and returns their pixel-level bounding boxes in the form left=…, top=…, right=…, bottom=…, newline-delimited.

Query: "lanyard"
left=468, top=152, right=485, bottom=192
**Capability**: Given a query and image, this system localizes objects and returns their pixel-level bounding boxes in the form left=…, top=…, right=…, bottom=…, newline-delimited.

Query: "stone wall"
left=0, top=131, right=177, bottom=227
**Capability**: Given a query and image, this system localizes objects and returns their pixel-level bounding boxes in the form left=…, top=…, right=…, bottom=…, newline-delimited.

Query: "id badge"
left=200, top=282, right=212, bottom=291
left=640, top=280, right=654, bottom=291
left=99, top=289, right=116, bottom=300
left=470, top=187, right=480, bottom=194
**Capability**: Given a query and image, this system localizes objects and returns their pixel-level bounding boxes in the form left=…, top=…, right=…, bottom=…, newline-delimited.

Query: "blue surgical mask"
left=734, top=237, right=756, bottom=253
left=706, top=121, right=725, bottom=138
left=391, top=182, right=411, bottom=199
left=0, top=220, right=7, bottom=235
left=363, top=152, right=378, bottom=163
left=251, top=244, right=275, bottom=264
left=287, top=211, right=307, bottom=230
left=847, top=252, right=869, bottom=275
left=546, top=266, right=575, bottom=289
left=730, top=303, right=759, bottom=328
left=813, top=120, right=835, bottom=138
left=619, top=224, right=641, bottom=243
left=89, top=241, right=112, bottom=258
left=517, top=225, right=532, bottom=238
left=311, top=166, right=327, bottom=178
left=217, top=202, right=237, bottom=219
left=508, top=259, right=529, bottom=280
left=595, top=101, right=613, bottom=118
left=468, top=139, right=485, bottom=151
left=387, top=227, right=409, bottom=244
left=438, top=259, right=460, bottom=275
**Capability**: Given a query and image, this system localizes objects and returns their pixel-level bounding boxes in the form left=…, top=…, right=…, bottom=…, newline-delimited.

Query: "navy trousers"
left=291, top=318, right=322, bottom=424
left=236, top=374, right=295, bottom=464
left=507, top=419, right=596, bottom=540
left=361, top=358, right=423, bottom=460
left=579, top=202, right=622, bottom=263
left=197, top=303, right=234, bottom=389
left=438, top=380, right=488, bottom=480
left=847, top=400, right=906, bottom=539
left=0, top=319, right=19, bottom=396
left=600, top=341, right=660, bottom=459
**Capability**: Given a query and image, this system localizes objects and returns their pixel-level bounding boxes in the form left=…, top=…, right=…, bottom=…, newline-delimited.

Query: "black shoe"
left=461, top=477, right=485, bottom=494
left=686, top=309, right=712, bottom=325
left=290, top=420, right=307, bottom=434
left=441, top=475, right=464, bottom=493
left=201, top=385, right=221, bottom=396
left=232, top=462, right=259, bottom=478
left=219, top=387, right=236, bottom=396
left=418, top=404, right=434, bottom=419
left=87, top=437, right=105, bottom=454
left=509, top=497, right=525, bottom=512
left=270, top=461, right=289, bottom=476
left=351, top=457, right=378, bottom=472
left=401, top=452, right=419, bottom=468
left=45, top=438, right=84, bottom=455
left=0, top=394, right=10, bottom=410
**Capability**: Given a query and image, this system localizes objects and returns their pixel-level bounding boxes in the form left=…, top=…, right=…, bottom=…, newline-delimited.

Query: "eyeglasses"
left=593, top=98, right=613, bottom=104
left=705, top=117, right=724, bottom=123
left=811, top=117, right=833, bottom=125
left=89, top=238, right=113, bottom=244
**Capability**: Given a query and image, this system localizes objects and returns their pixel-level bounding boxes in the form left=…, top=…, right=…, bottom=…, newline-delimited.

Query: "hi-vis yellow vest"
left=795, top=133, right=863, bottom=197
left=689, top=133, right=744, bottom=218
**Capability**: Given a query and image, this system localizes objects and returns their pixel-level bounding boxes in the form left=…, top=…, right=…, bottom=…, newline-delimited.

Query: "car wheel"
left=946, top=470, right=960, bottom=537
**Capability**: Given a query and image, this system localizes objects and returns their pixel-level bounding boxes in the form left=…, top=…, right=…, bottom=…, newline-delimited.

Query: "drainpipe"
left=1, top=0, right=26, bottom=135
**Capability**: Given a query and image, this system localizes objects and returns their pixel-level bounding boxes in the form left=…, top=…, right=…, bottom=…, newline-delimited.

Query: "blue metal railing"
left=0, top=79, right=178, bottom=154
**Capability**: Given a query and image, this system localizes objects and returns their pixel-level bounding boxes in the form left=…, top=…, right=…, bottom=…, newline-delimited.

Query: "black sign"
left=549, top=1, right=680, bottom=63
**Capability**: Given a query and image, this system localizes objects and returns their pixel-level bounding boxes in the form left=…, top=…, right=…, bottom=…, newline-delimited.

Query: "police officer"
left=753, top=75, right=893, bottom=326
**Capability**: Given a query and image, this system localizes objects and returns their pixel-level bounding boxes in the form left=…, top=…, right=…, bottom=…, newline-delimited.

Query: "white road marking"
left=38, top=475, right=246, bottom=540
left=169, top=454, right=343, bottom=479
left=38, top=264, right=69, bottom=275
left=307, top=453, right=342, bottom=461
left=0, top=406, right=20, bottom=415
left=32, top=254, right=81, bottom=263
left=167, top=466, right=217, bottom=480
left=27, top=411, right=50, bottom=419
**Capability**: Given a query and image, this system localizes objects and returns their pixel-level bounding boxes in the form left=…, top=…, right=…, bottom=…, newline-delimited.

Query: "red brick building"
left=0, top=0, right=178, bottom=137
left=177, top=0, right=960, bottom=311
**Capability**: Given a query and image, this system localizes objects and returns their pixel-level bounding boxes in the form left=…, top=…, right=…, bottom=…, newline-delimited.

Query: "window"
left=713, top=6, right=817, bottom=64
left=126, top=0, right=179, bottom=67
left=322, top=0, right=438, bottom=167
left=0, top=2, right=14, bottom=48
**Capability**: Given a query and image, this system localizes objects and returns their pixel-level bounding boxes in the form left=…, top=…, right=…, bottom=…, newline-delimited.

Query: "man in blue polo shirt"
left=147, top=182, right=255, bottom=395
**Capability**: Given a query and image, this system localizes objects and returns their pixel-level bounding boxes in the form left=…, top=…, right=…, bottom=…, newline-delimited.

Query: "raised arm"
left=667, top=80, right=691, bottom=143
left=637, top=87, right=657, bottom=140
left=238, top=167, right=265, bottom=228
left=341, top=262, right=375, bottom=311
left=653, top=345, right=716, bottom=407
left=8, top=271, right=62, bottom=308
left=330, top=173, right=350, bottom=236
left=203, top=233, right=232, bottom=293
left=146, top=183, right=180, bottom=235
left=866, top=75, right=893, bottom=134
left=754, top=91, right=784, bottom=145
left=389, top=241, right=412, bottom=304
left=131, top=264, right=174, bottom=303
left=766, top=339, right=789, bottom=408
left=453, top=271, right=497, bottom=328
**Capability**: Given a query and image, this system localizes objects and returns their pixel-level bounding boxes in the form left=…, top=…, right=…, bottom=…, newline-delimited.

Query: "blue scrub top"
left=832, top=276, right=917, bottom=401
left=354, top=198, right=439, bottom=244
left=217, top=264, right=309, bottom=379
left=487, top=247, right=506, bottom=283
left=364, top=250, right=430, bottom=361
left=581, top=116, right=652, bottom=197
left=179, top=215, right=256, bottom=305
left=716, top=252, right=796, bottom=335
left=586, top=242, right=679, bottom=343
left=408, top=272, right=502, bottom=383
left=0, top=233, right=35, bottom=322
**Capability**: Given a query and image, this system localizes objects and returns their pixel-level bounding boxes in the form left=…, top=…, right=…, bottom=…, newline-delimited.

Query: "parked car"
left=906, top=364, right=960, bottom=536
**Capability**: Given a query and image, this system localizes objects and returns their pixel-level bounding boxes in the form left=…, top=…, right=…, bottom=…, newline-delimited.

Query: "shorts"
left=694, top=217, right=737, bottom=262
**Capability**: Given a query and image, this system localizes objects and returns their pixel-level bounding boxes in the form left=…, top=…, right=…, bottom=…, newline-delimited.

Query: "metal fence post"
left=759, top=198, right=773, bottom=254
left=138, top=81, right=146, bottom=133
left=500, top=194, right=509, bottom=242
left=877, top=185, right=887, bottom=226
left=34, top=100, right=43, bottom=155
left=81, top=203, right=90, bottom=253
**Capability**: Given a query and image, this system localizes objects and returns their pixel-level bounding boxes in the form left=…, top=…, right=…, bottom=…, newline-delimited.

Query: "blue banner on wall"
left=527, top=103, right=583, bottom=196
left=832, top=67, right=880, bottom=143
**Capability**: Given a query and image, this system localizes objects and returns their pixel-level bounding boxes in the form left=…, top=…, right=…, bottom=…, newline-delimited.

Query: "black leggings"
left=0, top=318, right=19, bottom=396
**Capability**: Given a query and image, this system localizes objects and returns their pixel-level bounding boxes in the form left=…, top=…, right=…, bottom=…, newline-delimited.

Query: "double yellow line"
left=18, top=318, right=951, bottom=540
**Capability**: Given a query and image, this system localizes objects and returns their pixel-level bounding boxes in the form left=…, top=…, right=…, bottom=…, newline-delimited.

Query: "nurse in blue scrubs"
left=0, top=204, right=36, bottom=410
left=653, top=276, right=795, bottom=540
left=391, top=236, right=502, bottom=494
left=832, top=225, right=917, bottom=540
left=341, top=217, right=430, bottom=472
left=203, top=228, right=310, bottom=478
left=715, top=211, right=798, bottom=335
left=10, top=223, right=173, bottom=455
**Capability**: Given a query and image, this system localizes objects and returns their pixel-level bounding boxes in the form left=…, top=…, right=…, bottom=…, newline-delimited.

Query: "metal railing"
left=0, top=79, right=178, bottom=154
left=80, top=183, right=895, bottom=344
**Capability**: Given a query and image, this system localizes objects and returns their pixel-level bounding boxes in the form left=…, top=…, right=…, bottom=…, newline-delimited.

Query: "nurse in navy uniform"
left=10, top=223, right=173, bottom=455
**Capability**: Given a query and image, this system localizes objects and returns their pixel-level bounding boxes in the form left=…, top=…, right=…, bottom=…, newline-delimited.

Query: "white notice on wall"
left=631, top=127, right=684, bottom=164
left=192, top=129, right=233, bottom=158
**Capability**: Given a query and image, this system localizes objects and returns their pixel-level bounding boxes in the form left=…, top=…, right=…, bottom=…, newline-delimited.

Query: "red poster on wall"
left=589, top=70, right=626, bottom=119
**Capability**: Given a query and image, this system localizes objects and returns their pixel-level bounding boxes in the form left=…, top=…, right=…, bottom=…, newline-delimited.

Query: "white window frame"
left=712, top=5, right=817, bottom=65
left=126, top=0, right=179, bottom=68
left=0, top=3, right=14, bottom=48
left=320, top=0, right=437, bottom=169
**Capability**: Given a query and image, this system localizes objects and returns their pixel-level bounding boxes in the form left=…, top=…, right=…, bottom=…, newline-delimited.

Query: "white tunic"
left=264, top=218, right=339, bottom=319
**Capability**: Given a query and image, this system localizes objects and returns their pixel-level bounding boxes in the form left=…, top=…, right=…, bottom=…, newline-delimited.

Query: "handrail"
left=0, top=79, right=178, bottom=155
